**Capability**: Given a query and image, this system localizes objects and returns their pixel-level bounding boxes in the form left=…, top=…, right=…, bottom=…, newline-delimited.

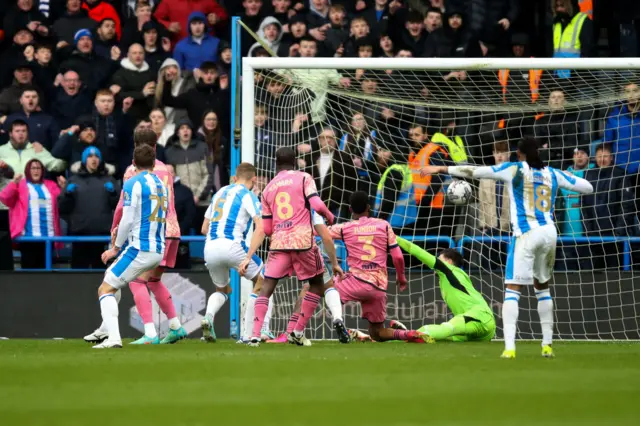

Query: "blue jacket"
left=173, top=12, right=220, bottom=71
left=604, top=103, right=640, bottom=174
left=3, top=111, right=59, bottom=151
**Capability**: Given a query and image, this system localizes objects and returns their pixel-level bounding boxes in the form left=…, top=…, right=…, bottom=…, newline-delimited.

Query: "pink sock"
left=294, top=292, right=321, bottom=333
left=252, top=296, right=269, bottom=338
left=393, top=329, right=410, bottom=341
left=129, top=278, right=153, bottom=324
left=286, top=313, right=299, bottom=334
left=147, top=277, right=177, bottom=319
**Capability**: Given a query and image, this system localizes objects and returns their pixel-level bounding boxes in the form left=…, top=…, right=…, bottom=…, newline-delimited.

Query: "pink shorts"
left=160, top=238, right=179, bottom=269
left=264, top=245, right=324, bottom=281
left=335, top=274, right=387, bottom=324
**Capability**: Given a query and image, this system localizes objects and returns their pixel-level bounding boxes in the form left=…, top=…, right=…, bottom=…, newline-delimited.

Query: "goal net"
left=241, top=57, right=640, bottom=340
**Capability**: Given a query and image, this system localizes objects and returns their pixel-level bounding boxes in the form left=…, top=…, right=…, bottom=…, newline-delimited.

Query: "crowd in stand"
left=0, top=0, right=639, bottom=270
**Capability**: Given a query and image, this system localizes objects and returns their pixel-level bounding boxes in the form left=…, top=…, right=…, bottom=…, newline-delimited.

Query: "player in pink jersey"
left=239, top=147, right=340, bottom=347
left=328, top=191, right=427, bottom=343
left=83, top=128, right=186, bottom=345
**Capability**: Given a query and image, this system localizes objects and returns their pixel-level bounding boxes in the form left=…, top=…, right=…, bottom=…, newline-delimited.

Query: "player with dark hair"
left=396, top=239, right=496, bottom=342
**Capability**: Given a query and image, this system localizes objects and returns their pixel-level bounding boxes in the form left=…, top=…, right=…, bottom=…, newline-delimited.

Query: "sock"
left=243, top=294, right=257, bottom=340
left=129, top=279, right=153, bottom=324
left=144, top=323, right=157, bottom=338
left=252, top=296, right=269, bottom=338
left=147, top=277, right=180, bottom=329
left=502, top=288, right=521, bottom=351
left=294, top=292, right=321, bottom=334
left=97, top=290, right=121, bottom=333
left=324, top=287, right=343, bottom=322
left=99, top=293, right=121, bottom=342
left=392, top=329, right=410, bottom=340
left=424, top=316, right=466, bottom=341
left=536, top=289, right=554, bottom=346
left=286, top=313, right=299, bottom=334
left=261, top=296, right=274, bottom=335
left=206, top=292, right=228, bottom=321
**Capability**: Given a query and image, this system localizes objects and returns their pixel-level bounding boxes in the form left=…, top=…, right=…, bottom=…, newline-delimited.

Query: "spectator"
left=342, top=16, right=371, bottom=58
left=173, top=12, right=221, bottom=71
left=478, top=141, right=511, bottom=235
left=57, top=146, right=118, bottom=268
left=239, top=0, right=267, bottom=57
left=254, top=104, right=275, bottom=174
left=299, top=126, right=358, bottom=216
left=121, top=0, right=159, bottom=20
left=361, top=0, right=391, bottom=37
left=197, top=109, right=229, bottom=193
left=0, top=61, right=41, bottom=119
left=323, top=4, right=349, bottom=57
left=28, top=44, right=58, bottom=90
left=0, top=161, right=16, bottom=210
left=93, top=18, right=119, bottom=59
left=52, top=0, right=97, bottom=46
left=3, top=0, right=49, bottom=41
left=379, top=33, right=395, bottom=57
left=307, top=0, right=330, bottom=33
left=82, top=0, right=122, bottom=41
left=339, top=112, right=378, bottom=191
left=423, top=9, right=482, bottom=58
left=389, top=10, right=427, bottom=57
left=0, top=119, right=66, bottom=174
left=154, top=0, right=228, bottom=43
left=141, top=21, right=172, bottom=75
left=0, top=159, right=64, bottom=269
left=216, top=41, right=232, bottom=75
left=120, top=1, right=162, bottom=51
left=423, top=7, right=442, bottom=35
left=248, top=16, right=283, bottom=56
left=272, top=0, right=292, bottom=25
left=277, top=14, right=307, bottom=57
left=161, top=60, right=229, bottom=136
left=58, top=28, right=120, bottom=93
left=583, top=143, right=633, bottom=268
left=110, top=43, right=156, bottom=123
left=0, top=28, right=35, bottom=89
left=49, top=70, right=92, bottom=131
left=154, top=58, right=196, bottom=126
left=604, top=82, right=640, bottom=176
left=5, top=88, right=59, bottom=151
left=51, top=118, right=117, bottom=175
left=549, top=0, right=594, bottom=79
left=149, top=108, right=176, bottom=147
left=164, top=119, right=212, bottom=219
left=533, top=89, right=580, bottom=169
left=459, top=0, right=518, bottom=57
left=167, top=163, right=195, bottom=269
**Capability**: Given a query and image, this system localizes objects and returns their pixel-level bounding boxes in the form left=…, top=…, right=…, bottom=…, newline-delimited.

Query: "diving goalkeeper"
left=397, top=237, right=495, bottom=342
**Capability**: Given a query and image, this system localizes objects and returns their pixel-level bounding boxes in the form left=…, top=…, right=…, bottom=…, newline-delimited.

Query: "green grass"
left=1, top=340, right=639, bottom=426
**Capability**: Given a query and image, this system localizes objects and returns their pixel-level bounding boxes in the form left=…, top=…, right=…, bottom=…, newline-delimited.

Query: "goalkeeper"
left=397, top=237, right=495, bottom=342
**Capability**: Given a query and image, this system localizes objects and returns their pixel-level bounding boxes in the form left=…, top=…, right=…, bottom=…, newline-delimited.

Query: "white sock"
left=99, top=293, right=121, bottom=342
left=97, top=290, right=121, bottom=333
left=168, top=317, right=181, bottom=330
left=244, top=294, right=257, bottom=340
left=144, top=323, right=157, bottom=338
left=324, top=287, right=343, bottom=322
left=261, top=296, right=274, bottom=334
left=535, top=289, right=554, bottom=346
left=206, top=292, right=228, bottom=320
left=502, top=288, right=520, bottom=351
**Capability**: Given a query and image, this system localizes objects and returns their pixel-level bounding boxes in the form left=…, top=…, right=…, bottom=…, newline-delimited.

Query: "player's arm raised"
left=315, top=222, right=343, bottom=278
left=420, top=162, right=518, bottom=182
left=388, top=227, right=408, bottom=292
left=303, top=175, right=335, bottom=224
left=554, top=169, right=594, bottom=194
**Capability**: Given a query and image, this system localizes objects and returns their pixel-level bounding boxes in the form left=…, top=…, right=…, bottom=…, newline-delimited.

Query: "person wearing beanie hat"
left=58, top=144, right=120, bottom=268
left=52, top=1, right=96, bottom=46
left=277, top=14, right=308, bottom=57
left=74, top=28, right=93, bottom=45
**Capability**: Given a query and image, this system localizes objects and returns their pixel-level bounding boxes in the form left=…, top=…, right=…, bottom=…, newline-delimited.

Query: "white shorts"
left=505, top=224, right=557, bottom=285
left=204, top=238, right=263, bottom=287
left=104, top=246, right=163, bottom=289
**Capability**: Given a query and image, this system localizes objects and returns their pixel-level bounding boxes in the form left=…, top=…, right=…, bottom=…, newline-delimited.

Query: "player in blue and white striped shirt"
left=421, top=137, right=594, bottom=359
left=199, top=163, right=267, bottom=342
left=94, top=145, right=168, bottom=349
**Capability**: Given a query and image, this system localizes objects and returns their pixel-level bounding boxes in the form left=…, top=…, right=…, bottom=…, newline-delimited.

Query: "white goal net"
left=241, top=57, right=640, bottom=340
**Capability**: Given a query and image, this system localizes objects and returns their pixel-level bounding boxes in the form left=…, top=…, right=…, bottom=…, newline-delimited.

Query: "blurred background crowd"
left=0, top=0, right=640, bottom=271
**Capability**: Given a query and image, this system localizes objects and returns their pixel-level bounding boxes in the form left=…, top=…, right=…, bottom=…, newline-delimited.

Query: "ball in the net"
left=446, top=180, right=472, bottom=205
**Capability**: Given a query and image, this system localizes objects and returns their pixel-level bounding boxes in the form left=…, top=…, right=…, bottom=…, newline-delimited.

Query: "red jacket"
left=154, top=0, right=228, bottom=41
left=83, top=1, right=122, bottom=40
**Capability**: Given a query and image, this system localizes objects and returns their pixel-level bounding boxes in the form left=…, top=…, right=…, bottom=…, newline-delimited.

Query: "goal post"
left=240, top=56, right=640, bottom=340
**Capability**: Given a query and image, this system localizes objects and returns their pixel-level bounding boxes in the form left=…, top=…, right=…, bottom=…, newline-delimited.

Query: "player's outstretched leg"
left=84, top=290, right=121, bottom=343
left=535, top=280, right=554, bottom=358
left=501, top=285, right=521, bottom=359
left=250, top=277, right=278, bottom=347
left=368, top=323, right=431, bottom=344
left=94, top=282, right=122, bottom=349
left=129, top=278, right=160, bottom=345
left=202, top=285, right=230, bottom=343
left=144, top=271, right=186, bottom=344
left=261, top=296, right=275, bottom=340
left=420, top=315, right=467, bottom=341
left=289, top=274, right=325, bottom=346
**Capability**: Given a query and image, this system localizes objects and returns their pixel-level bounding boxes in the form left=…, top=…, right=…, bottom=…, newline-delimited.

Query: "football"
left=446, top=180, right=472, bottom=205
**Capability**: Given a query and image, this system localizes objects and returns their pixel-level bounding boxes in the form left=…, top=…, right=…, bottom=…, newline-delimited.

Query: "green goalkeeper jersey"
left=397, top=237, right=492, bottom=317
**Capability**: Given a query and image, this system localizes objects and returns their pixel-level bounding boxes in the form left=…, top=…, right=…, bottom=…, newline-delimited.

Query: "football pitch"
left=1, top=340, right=639, bottom=426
